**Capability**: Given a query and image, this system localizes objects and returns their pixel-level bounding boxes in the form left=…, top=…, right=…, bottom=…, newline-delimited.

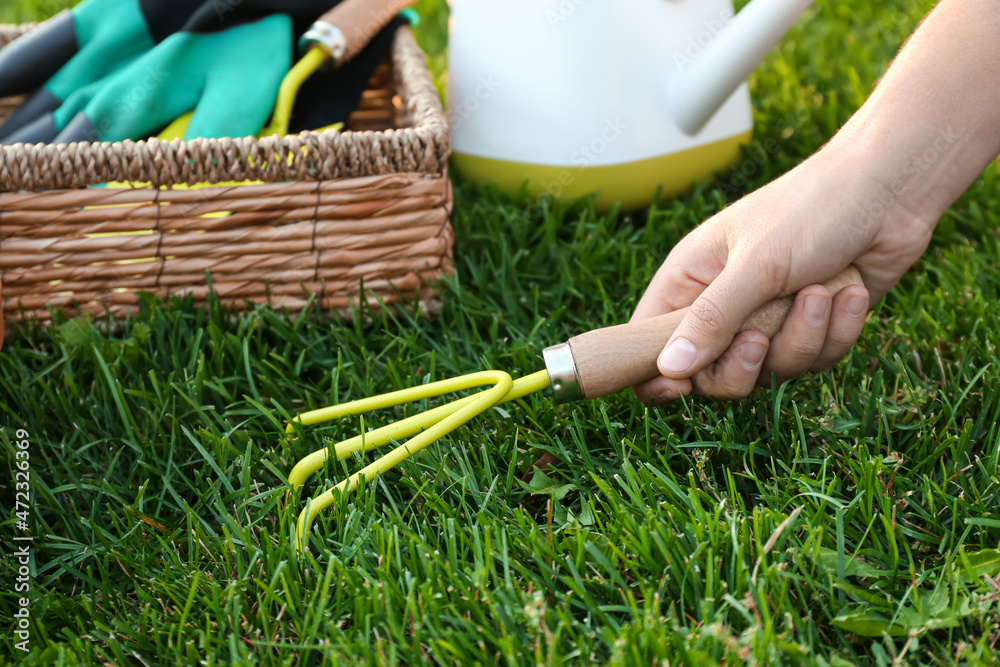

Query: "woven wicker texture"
left=0, top=25, right=453, bottom=324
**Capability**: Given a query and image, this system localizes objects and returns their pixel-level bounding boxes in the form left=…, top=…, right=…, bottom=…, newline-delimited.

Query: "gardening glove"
left=0, top=0, right=204, bottom=141
left=3, top=0, right=395, bottom=144
left=47, top=13, right=296, bottom=144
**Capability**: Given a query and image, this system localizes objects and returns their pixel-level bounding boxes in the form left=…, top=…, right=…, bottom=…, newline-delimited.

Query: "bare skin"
left=632, top=0, right=1000, bottom=404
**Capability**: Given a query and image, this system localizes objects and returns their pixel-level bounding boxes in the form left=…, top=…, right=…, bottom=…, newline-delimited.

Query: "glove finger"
left=0, top=11, right=79, bottom=138
left=37, top=0, right=160, bottom=116
left=183, top=15, right=293, bottom=140
left=52, top=111, right=99, bottom=144
left=2, top=0, right=164, bottom=139
left=53, top=34, right=200, bottom=143
left=1, top=112, right=59, bottom=145
left=0, top=11, right=78, bottom=98
left=0, top=92, right=61, bottom=143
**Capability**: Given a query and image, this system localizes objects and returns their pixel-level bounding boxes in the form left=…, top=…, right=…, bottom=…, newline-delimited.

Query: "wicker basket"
left=0, top=24, right=452, bottom=326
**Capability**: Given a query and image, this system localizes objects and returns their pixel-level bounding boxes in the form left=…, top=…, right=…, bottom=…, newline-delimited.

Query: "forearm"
left=824, top=0, right=1000, bottom=224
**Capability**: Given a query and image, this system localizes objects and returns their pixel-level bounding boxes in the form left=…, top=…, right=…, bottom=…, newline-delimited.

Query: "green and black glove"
left=0, top=0, right=204, bottom=141
left=0, top=0, right=410, bottom=144
left=46, top=13, right=295, bottom=143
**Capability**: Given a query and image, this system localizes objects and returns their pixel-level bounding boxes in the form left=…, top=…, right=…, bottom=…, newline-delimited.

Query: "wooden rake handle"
left=316, top=0, right=416, bottom=63
left=565, top=266, right=864, bottom=399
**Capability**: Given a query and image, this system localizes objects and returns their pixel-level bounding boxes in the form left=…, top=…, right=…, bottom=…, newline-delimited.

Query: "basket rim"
left=0, top=24, right=449, bottom=193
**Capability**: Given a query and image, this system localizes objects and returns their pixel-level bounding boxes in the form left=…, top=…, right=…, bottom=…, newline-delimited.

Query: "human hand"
left=629, top=0, right=1000, bottom=405
left=631, top=147, right=936, bottom=403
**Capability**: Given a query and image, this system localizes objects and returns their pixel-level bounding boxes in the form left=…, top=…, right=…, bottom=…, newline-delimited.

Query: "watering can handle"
left=302, top=0, right=416, bottom=66
left=547, top=266, right=864, bottom=401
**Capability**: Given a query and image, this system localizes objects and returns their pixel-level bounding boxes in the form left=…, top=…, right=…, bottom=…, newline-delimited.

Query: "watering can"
left=448, top=0, right=812, bottom=210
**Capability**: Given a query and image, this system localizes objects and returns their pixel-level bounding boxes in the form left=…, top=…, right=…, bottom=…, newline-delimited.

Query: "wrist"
left=817, top=120, right=951, bottom=232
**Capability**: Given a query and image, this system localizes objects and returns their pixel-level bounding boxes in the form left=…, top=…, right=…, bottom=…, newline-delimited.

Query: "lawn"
left=3, top=0, right=1000, bottom=665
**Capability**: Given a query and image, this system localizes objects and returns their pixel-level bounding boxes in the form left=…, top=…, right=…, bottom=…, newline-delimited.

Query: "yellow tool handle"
left=563, top=266, right=864, bottom=399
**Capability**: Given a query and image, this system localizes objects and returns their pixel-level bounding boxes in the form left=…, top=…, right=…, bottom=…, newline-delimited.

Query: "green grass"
left=3, top=0, right=1000, bottom=664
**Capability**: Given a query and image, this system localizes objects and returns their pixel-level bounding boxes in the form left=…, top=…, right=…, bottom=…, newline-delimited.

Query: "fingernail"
left=847, top=295, right=867, bottom=318
left=658, top=390, right=678, bottom=403
left=804, top=295, right=830, bottom=325
left=658, top=337, right=698, bottom=375
left=738, top=340, right=768, bottom=371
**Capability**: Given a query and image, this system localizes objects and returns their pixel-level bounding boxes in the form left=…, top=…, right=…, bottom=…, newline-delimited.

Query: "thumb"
left=656, top=261, right=777, bottom=380
left=632, top=229, right=729, bottom=323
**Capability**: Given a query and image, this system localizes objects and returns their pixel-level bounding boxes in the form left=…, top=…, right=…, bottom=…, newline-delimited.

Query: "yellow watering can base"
left=451, top=130, right=752, bottom=212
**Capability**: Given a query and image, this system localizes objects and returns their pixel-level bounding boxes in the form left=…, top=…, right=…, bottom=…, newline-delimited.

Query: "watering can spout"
left=669, top=0, right=813, bottom=136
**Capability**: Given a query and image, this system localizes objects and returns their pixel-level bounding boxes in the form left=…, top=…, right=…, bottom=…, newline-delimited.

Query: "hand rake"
left=284, top=267, right=862, bottom=552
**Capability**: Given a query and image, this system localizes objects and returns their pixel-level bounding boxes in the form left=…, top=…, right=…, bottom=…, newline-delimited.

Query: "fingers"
left=181, top=16, right=293, bottom=141
left=810, top=285, right=869, bottom=371
left=632, top=283, right=870, bottom=405
left=757, top=284, right=870, bottom=385
left=657, top=264, right=776, bottom=381
left=631, top=375, right=693, bottom=406
left=690, top=330, right=770, bottom=399
left=631, top=331, right=770, bottom=403
left=631, top=264, right=711, bottom=323
left=759, top=285, right=832, bottom=384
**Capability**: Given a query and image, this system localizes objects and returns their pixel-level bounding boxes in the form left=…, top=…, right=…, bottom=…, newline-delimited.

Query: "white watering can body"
left=448, top=0, right=812, bottom=210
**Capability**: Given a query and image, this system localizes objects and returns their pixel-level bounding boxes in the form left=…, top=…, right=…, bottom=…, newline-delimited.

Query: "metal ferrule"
left=298, top=21, right=348, bottom=68
left=542, top=342, right=583, bottom=404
